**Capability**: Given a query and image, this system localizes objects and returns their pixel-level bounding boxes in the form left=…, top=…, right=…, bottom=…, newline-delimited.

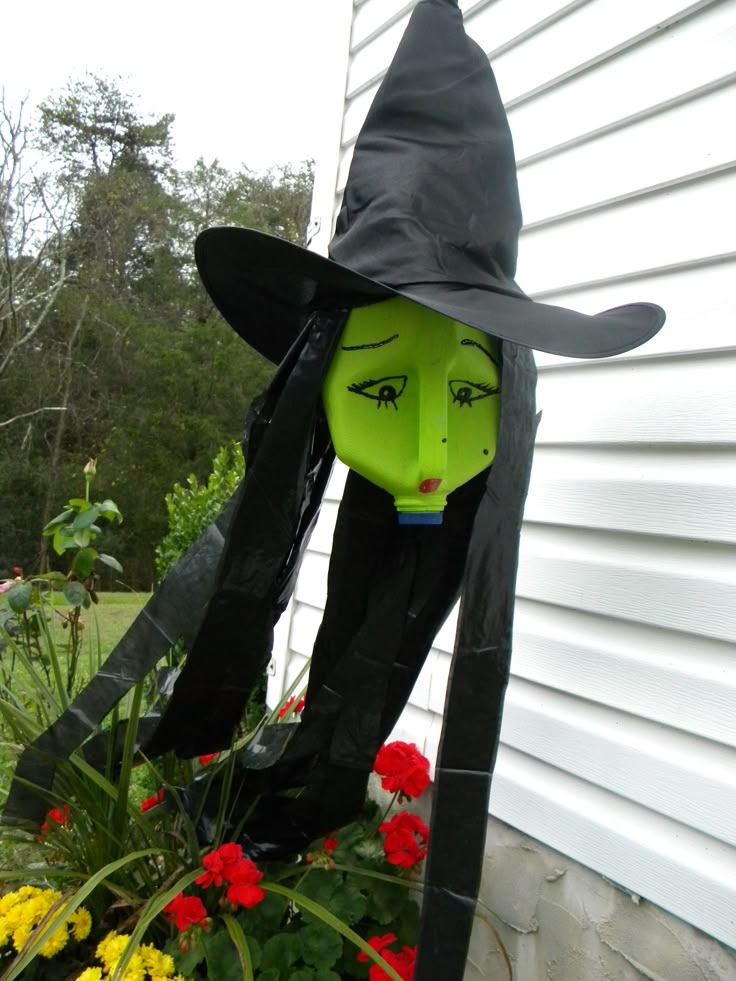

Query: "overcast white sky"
left=2, top=1, right=347, bottom=173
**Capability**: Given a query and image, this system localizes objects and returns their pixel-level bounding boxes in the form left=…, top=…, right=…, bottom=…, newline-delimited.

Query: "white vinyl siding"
left=277, top=0, right=736, bottom=951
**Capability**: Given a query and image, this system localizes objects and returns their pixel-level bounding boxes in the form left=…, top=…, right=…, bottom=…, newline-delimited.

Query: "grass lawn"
left=0, top=592, right=154, bottom=868
left=85, top=591, right=152, bottom=658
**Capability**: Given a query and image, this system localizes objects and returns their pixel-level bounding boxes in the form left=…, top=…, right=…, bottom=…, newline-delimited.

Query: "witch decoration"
left=4, top=1, right=666, bottom=977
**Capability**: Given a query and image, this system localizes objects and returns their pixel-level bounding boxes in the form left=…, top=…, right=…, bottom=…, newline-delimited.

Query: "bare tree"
left=0, top=91, right=71, bottom=425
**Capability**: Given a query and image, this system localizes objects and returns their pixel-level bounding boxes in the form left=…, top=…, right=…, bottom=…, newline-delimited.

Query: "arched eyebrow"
left=341, top=333, right=399, bottom=351
left=461, top=337, right=500, bottom=367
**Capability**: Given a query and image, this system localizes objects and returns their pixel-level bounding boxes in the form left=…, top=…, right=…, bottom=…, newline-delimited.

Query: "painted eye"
left=347, top=375, right=408, bottom=409
left=449, top=379, right=500, bottom=407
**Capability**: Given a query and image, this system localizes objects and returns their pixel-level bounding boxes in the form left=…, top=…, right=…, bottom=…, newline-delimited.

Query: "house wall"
left=270, top=0, right=736, bottom=972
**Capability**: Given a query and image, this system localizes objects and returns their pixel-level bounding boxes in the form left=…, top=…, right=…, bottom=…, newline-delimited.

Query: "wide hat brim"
left=195, top=226, right=665, bottom=365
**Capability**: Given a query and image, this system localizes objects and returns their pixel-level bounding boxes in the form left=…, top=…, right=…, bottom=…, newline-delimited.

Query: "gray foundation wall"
left=465, top=815, right=736, bottom=981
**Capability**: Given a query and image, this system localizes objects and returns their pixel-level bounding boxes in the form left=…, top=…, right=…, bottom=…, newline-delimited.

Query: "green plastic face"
left=323, top=297, right=501, bottom=521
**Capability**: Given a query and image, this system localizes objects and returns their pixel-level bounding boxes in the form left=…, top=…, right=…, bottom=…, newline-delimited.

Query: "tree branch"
left=0, top=405, right=68, bottom=429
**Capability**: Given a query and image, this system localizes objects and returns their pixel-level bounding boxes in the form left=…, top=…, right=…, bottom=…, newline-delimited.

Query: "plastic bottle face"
left=323, top=297, right=501, bottom=519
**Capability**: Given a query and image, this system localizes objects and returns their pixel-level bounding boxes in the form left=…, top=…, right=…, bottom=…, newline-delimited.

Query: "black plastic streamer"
left=414, top=342, right=538, bottom=981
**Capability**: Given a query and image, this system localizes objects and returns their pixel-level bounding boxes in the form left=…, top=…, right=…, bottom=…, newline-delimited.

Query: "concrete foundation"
left=465, top=816, right=736, bottom=981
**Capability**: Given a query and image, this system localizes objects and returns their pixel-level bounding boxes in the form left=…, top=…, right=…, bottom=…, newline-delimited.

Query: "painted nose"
left=418, top=478, right=442, bottom=493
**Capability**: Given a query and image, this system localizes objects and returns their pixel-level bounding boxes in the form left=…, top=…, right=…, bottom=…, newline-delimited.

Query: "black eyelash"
left=347, top=379, right=379, bottom=393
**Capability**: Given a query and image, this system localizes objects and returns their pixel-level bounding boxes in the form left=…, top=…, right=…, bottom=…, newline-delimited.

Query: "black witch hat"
left=195, top=0, right=664, bottom=366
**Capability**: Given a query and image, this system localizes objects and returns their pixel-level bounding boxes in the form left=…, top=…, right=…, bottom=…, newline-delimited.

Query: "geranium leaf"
left=203, top=927, right=244, bottom=981
left=299, top=923, right=343, bottom=969
left=261, top=932, right=304, bottom=974
left=169, top=936, right=206, bottom=975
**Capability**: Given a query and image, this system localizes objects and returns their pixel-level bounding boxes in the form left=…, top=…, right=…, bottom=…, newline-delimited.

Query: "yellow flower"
left=12, top=920, right=33, bottom=952
left=140, top=943, right=175, bottom=976
left=76, top=969, right=104, bottom=981
left=69, top=906, right=93, bottom=941
left=39, top=921, right=69, bottom=958
left=96, top=930, right=129, bottom=968
left=0, top=891, right=22, bottom=915
left=117, top=951, right=145, bottom=981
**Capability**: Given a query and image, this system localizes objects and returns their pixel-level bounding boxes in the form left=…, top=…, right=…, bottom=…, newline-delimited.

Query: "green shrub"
left=155, top=441, right=244, bottom=582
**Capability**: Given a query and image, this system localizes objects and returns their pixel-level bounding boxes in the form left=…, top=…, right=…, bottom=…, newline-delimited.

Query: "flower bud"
left=83, top=458, right=97, bottom=477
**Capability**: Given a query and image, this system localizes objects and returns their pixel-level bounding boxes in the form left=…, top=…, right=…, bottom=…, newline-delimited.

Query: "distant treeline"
left=0, top=74, right=313, bottom=587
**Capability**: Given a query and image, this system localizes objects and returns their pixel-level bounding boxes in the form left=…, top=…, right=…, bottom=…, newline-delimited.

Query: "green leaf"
left=63, top=581, right=87, bottom=607
left=52, top=527, right=75, bottom=556
left=6, top=582, right=32, bottom=614
left=245, top=935, right=262, bottom=971
left=68, top=498, right=88, bottom=508
left=72, top=547, right=98, bottom=578
left=203, top=927, right=245, bottom=981
left=29, top=571, right=67, bottom=584
left=257, top=971, right=280, bottom=981
left=72, top=505, right=100, bottom=531
left=42, top=509, right=75, bottom=533
left=261, top=933, right=304, bottom=975
left=99, top=499, right=123, bottom=522
left=238, top=891, right=288, bottom=938
left=169, top=936, right=206, bottom=975
left=365, top=876, right=411, bottom=926
left=299, top=923, right=343, bottom=969
left=293, top=970, right=341, bottom=981
left=325, top=883, right=367, bottom=928
left=98, top=553, right=123, bottom=573
left=222, top=913, right=256, bottom=981
left=299, top=869, right=340, bottom=908
left=73, top=528, right=91, bottom=548
left=263, top=883, right=404, bottom=981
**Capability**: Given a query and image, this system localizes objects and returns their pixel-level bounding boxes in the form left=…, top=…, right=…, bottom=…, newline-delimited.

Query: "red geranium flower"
left=379, top=811, right=429, bottom=869
left=323, top=835, right=338, bottom=854
left=141, top=789, right=164, bottom=813
left=227, top=880, right=266, bottom=908
left=47, top=804, right=70, bottom=826
left=223, top=855, right=265, bottom=909
left=163, top=893, right=208, bottom=931
left=374, top=741, right=430, bottom=801
left=357, top=933, right=398, bottom=962
left=195, top=849, right=225, bottom=888
left=278, top=695, right=306, bottom=719
left=214, top=841, right=243, bottom=866
left=36, top=804, right=71, bottom=841
left=358, top=935, right=417, bottom=981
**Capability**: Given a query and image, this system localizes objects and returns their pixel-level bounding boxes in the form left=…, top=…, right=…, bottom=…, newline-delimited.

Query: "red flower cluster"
left=323, top=835, right=338, bottom=855
left=379, top=811, right=429, bottom=869
left=374, top=741, right=430, bottom=801
left=163, top=894, right=207, bottom=931
left=278, top=695, right=305, bottom=719
left=36, top=804, right=70, bottom=841
left=140, top=788, right=165, bottom=813
left=164, top=844, right=266, bottom=938
left=358, top=933, right=417, bottom=981
left=195, top=842, right=266, bottom=909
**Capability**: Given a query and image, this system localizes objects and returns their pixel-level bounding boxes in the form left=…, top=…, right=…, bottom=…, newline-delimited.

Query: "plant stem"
left=379, top=791, right=400, bottom=825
